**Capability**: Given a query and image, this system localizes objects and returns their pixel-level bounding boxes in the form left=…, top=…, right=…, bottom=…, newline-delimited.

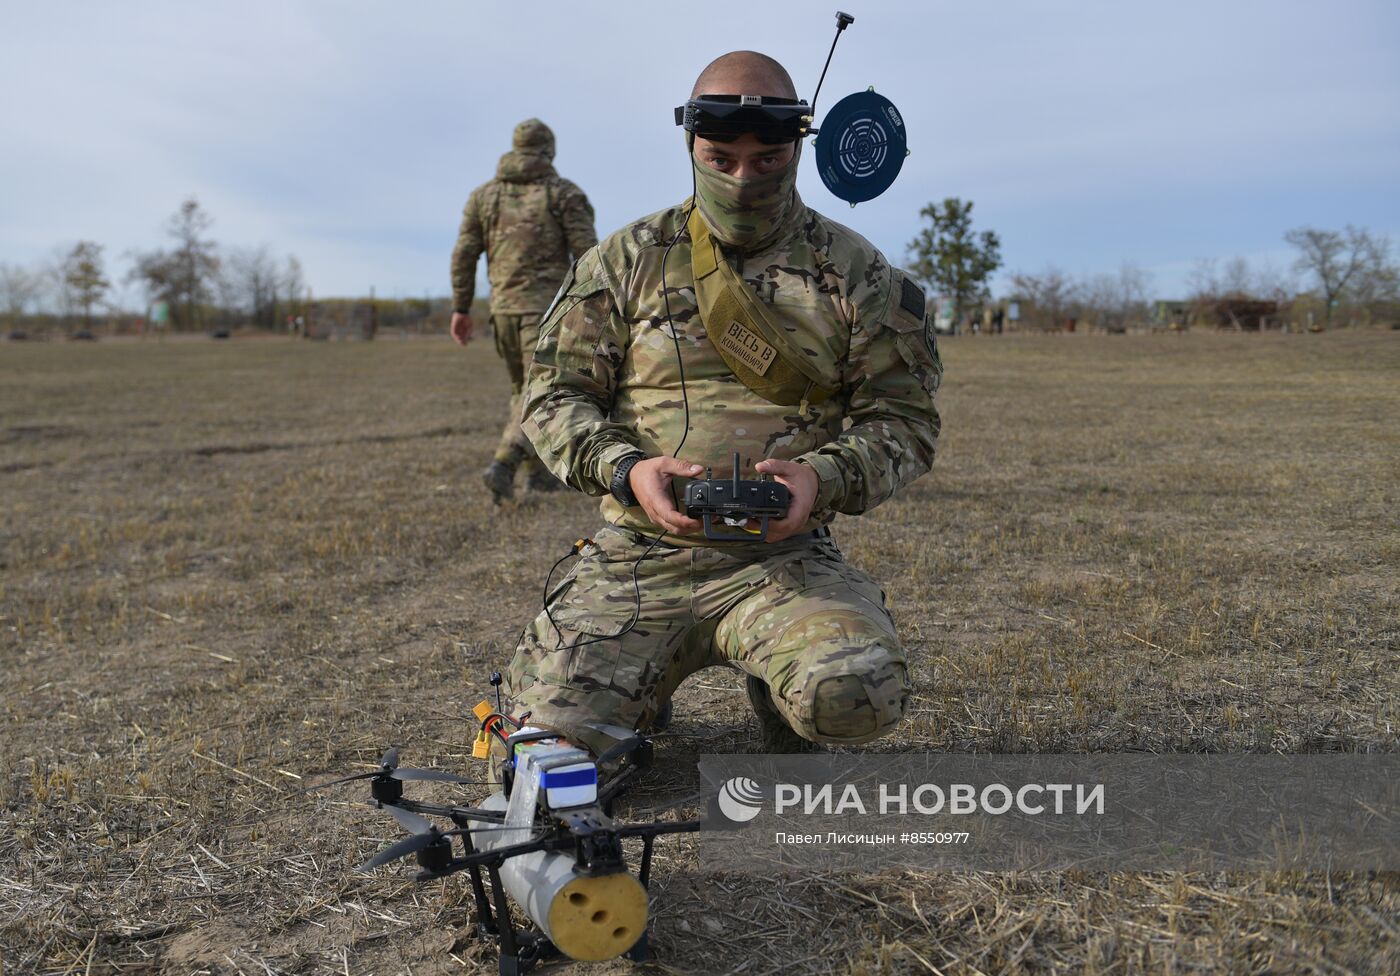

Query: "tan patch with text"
left=717, top=320, right=777, bottom=376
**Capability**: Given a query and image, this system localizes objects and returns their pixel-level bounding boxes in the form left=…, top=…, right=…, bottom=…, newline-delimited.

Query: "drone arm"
left=614, top=818, right=705, bottom=841
left=595, top=762, right=644, bottom=808
left=391, top=797, right=506, bottom=823
left=418, top=834, right=570, bottom=880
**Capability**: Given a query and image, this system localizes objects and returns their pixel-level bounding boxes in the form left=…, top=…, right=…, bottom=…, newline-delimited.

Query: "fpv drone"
left=303, top=682, right=703, bottom=974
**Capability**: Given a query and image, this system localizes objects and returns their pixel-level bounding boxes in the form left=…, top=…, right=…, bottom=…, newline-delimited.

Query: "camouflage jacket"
left=521, top=195, right=942, bottom=542
left=450, top=152, right=597, bottom=315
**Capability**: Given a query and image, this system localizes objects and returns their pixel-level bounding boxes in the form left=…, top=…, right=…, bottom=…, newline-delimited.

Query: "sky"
left=3, top=1, right=1398, bottom=304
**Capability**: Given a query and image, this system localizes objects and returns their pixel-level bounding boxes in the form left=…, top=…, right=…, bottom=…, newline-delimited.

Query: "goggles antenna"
left=809, top=11, right=854, bottom=128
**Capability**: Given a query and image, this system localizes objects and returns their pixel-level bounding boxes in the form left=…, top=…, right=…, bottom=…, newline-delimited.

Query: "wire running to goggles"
left=541, top=11, right=861, bottom=650
left=542, top=168, right=698, bottom=652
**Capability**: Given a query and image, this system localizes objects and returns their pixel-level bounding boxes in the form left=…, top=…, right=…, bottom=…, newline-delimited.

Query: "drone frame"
left=308, top=735, right=703, bottom=976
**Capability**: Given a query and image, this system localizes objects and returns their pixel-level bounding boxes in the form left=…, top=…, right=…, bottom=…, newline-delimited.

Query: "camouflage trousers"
left=503, top=525, right=911, bottom=758
left=490, top=312, right=542, bottom=470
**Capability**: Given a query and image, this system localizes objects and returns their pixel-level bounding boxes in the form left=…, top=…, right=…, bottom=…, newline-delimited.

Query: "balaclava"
left=691, top=137, right=801, bottom=252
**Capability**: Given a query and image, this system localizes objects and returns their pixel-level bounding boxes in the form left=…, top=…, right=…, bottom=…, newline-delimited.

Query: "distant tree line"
left=0, top=196, right=308, bottom=336
left=904, top=199, right=1399, bottom=333
left=1004, top=226, right=1397, bottom=333
left=8, top=193, right=1394, bottom=338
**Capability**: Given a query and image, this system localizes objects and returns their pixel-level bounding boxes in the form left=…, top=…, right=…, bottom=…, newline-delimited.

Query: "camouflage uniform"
left=504, top=192, right=942, bottom=758
left=451, top=119, right=597, bottom=472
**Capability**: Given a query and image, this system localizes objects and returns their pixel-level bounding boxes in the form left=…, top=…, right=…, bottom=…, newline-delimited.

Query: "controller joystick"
left=683, top=452, right=790, bottom=541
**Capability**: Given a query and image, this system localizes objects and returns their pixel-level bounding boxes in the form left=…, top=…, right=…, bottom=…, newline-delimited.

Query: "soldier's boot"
left=481, top=461, right=515, bottom=504
left=525, top=468, right=562, bottom=494
left=745, top=675, right=822, bottom=754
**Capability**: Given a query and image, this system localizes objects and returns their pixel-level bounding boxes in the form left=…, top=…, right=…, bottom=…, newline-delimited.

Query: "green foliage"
left=62, top=241, right=109, bottom=326
left=128, top=196, right=220, bottom=330
left=906, top=197, right=1002, bottom=325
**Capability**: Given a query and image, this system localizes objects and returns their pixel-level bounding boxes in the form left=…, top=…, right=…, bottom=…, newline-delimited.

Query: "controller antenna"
left=810, top=10, right=855, bottom=125
left=731, top=452, right=741, bottom=498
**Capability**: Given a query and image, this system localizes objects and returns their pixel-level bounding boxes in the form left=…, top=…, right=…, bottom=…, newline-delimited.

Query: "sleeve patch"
left=900, top=276, right=926, bottom=319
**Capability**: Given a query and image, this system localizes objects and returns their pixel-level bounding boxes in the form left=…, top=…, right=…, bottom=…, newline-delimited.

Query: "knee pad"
left=800, top=648, right=910, bottom=744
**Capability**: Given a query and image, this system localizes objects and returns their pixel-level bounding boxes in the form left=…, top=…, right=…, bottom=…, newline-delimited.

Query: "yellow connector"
left=472, top=729, right=491, bottom=760
left=472, top=699, right=494, bottom=722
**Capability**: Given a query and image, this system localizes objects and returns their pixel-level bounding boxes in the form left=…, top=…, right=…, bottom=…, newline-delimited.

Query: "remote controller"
left=683, top=452, right=790, bottom=541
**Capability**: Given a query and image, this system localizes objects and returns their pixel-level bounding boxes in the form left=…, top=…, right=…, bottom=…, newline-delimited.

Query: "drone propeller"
left=385, top=802, right=434, bottom=835
left=357, top=802, right=454, bottom=872
left=358, top=829, right=447, bottom=872
left=596, top=735, right=645, bottom=766
left=578, top=720, right=654, bottom=767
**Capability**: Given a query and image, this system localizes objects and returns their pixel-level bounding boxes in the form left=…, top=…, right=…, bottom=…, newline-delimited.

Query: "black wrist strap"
left=610, top=453, right=647, bottom=507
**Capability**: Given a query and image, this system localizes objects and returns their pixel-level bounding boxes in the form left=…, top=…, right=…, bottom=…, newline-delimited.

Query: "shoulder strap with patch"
left=687, top=207, right=840, bottom=409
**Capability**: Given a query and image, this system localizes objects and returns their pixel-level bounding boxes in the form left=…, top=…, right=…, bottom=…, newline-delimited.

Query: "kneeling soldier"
left=505, top=51, right=942, bottom=758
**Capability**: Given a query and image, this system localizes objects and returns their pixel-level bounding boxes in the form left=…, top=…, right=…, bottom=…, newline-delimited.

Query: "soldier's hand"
left=754, top=458, right=819, bottom=543
left=450, top=312, right=474, bottom=345
left=629, top=457, right=705, bottom=536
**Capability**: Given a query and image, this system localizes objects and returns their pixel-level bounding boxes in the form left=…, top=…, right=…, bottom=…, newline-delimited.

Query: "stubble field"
left=1, top=331, right=1397, bottom=975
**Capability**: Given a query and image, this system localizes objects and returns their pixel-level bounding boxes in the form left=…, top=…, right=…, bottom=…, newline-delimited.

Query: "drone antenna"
left=489, top=670, right=503, bottom=713
left=810, top=10, right=854, bottom=126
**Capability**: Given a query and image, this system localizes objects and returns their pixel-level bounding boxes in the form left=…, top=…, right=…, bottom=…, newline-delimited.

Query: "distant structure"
left=1200, top=299, right=1280, bottom=331
left=1156, top=299, right=1281, bottom=331
left=930, top=295, right=958, bottom=334
left=305, top=301, right=378, bottom=340
left=1152, top=301, right=1191, bottom=331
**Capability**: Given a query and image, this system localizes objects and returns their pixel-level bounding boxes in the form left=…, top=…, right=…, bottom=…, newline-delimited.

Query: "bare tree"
left=0, top=262, right=41, bottom=330
left=224, top=245, right=280, bottom=328
left=1075, top=262, right=1152, bottom=333
left=1348, top=233, right=1399, bottom=309
left=1284, top=225, right=1385, bottom=327
left=1220, top=256, right=1253, bottom=298
left=281, top=255, right=305, bottom=316
left=1008, top=266, right=1076, bottom=331
left=129, top=197, right=220, bottom=330
left=1252, top=259, right=1295, bottom=302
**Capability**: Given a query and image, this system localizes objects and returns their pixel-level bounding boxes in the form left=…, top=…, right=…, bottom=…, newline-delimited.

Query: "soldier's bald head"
left=691, top=51, right=797, bottom=100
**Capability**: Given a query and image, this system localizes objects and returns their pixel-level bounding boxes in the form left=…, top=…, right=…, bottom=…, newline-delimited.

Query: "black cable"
left=662, top=166, right=699, bottom=463
left=542, top=168, right=700, bottom=653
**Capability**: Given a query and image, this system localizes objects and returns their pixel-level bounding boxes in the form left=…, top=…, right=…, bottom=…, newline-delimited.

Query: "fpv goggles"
left=674, top=94, right=813, bottom=144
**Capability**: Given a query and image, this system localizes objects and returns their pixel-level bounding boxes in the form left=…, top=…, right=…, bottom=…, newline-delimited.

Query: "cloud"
left=2, top=0, right=1397, bottom=299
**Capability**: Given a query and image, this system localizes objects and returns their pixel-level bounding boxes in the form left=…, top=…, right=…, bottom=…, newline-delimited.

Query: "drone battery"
left=541, top=762, right=598, bottom=809
left=510, top=733, right=599, bottom=810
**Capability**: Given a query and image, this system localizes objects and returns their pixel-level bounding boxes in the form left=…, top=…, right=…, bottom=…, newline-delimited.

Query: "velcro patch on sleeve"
left=899, top=276, right=926, bottom=320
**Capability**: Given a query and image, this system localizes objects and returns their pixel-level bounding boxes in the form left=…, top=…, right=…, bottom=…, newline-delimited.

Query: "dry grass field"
left=2, top=331, right=1397, bottom=975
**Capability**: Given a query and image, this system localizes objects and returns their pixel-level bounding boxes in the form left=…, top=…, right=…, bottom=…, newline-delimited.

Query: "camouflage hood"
left=496, top=150, right=556, bottom=183
left=513, top=118, right=555, bottom=157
